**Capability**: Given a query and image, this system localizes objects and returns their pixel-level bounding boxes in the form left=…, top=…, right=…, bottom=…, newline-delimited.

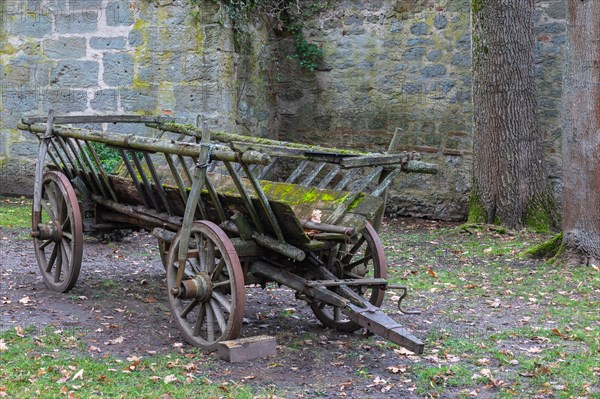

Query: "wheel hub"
left=176, top=272, right=213, bottom=302
left=32, top=221, right=62, bottom=242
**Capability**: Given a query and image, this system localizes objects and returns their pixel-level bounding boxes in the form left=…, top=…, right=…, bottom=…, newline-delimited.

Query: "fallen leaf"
left=489, top=299, right=501, bottom=308
left=104, top=336, right=125, bottom=345
left=527, top=347, right=543, bottom=354
left=0, top=339, right=7, bottom=352
left=552, top=328, right=564, bottom=338
left=427, top=268, right=438, bottom=278
left=19, top=296, right=33, bottom=305
left=72, top=369, right=84, bottom=381
left=15, top=326, right=25, bottom=338
left=393, top=347, right=415, bottom=356
left=387, top=366, right=407, bottom=374
left=89, top=346, right=102, bottom=353
left=164, top=375, right=177, bottom=384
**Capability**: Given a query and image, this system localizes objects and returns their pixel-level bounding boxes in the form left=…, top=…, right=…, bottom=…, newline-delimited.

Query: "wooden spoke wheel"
left=166, top=221, right=245, bottom=351
left=310, top=222, right=386, bottom=332
left=33, top=171, right=83, bottom=293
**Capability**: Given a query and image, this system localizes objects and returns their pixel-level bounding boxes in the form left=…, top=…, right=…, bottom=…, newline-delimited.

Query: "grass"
left=0, top=328, right=275, bottom=399
left=380, top=219, right=599, bottom=398
left=0, top=196, right=31, bottom=229
left=1, top=199, right=598, bottom=398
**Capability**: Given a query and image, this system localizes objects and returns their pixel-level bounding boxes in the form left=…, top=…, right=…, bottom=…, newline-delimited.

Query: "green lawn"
left=0, top=196, right=31, bottom=229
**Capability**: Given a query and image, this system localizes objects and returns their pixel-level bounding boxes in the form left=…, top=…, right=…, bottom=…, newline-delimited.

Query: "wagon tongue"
left=345, top=303, right=424, bottom=355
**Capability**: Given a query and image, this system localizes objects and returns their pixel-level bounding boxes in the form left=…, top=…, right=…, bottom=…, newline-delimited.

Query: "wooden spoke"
left=310, top=222, right=386, bottom=332
left=209, top=299, right=227, bottom=333
left=206, top=306, right=216, bottom=342
left=344, top=254, right=373, bottom=271
left=180, top=299, right=200, bottom=319
left=39, top=239, right=53, bottom=251
left=212, top=280, right=230, bottom=289
left=166, top=221, right=245, bottom=351
left=54, top=246, right=63, bottom=284
left=193, top=303, right=206, bottom=337
left=211, top=259, right=225, bottom=281
left=212, top=291, right=232, bottom=313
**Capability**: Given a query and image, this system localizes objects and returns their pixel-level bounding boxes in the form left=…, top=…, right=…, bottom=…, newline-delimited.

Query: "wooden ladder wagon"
left=18, top=112, right=437, bottom=354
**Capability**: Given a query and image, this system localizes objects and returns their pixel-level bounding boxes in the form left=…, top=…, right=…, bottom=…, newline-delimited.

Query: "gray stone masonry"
left=0, top=0, right=566, bottom=221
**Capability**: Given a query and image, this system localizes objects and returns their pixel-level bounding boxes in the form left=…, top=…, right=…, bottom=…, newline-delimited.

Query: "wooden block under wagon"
left=217, top=335, right=277, bottom=363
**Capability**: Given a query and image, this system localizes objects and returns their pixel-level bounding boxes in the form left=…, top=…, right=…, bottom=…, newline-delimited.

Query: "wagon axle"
left=31, top=221, right=62, bottom=242
left=172, top=272, right=214, bottom=302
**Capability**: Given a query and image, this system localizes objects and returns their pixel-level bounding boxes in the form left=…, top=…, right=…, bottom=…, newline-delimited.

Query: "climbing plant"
left=203, top=0, right=331, bottom=70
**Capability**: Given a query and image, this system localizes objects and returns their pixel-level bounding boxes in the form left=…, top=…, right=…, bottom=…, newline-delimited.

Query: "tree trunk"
left=562, top=0, right=600, bottom=262
left=470, top=0, right=558, bottom=230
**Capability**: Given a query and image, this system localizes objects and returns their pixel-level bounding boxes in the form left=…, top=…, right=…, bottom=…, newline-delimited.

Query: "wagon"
left=18, top=111, right=436, bottom=354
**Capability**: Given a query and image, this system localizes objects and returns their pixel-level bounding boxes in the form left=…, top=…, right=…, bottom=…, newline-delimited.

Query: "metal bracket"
left=387, top=285, right=421, bottom=315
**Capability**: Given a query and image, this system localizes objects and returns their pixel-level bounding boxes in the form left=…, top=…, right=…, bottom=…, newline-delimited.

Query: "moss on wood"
left=467, top=193, right=487, bottom=224
left=524, top=233, right=564, bottom=259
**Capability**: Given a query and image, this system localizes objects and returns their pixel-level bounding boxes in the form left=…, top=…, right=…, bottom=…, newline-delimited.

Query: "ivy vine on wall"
left=200, top=0, right=332, bottom=71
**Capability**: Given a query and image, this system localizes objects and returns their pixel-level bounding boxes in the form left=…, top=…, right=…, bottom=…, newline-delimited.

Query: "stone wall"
left=272, top=0, right=566, bottom=220
left=0, top=0, right=275, bottom=195
left=0, top=0, right=567, bottom=221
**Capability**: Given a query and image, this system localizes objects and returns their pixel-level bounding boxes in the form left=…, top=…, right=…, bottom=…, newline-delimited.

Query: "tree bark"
left=562, top=0, right=600, bottom=262
left=470, top=0, right=558, bottom=229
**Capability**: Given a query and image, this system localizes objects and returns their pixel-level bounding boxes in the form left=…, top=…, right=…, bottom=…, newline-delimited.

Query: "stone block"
left=128, top=29, right=144, bottom=47
left=56, top=11, right=99, bottom=34
left=9, top=14, right=52, bottom=38
left=90, top=36, right=126, bottom=49
left=43, top=37, right=87, bottom=59
left=9, top=140, right=38, bottom=157
left=1, top=86, right=39, bottom=112
left=427, top=49, right=442, bottom=61
left=536, top=22, right=565, bottom=35
left=50, top=61, right=99, bottom=88
left=422, top=65, right=447, bottom=78
left=451, top=53, right=471, bottom=67
left=174, top=84, right=232, bottom=114
left=0, top=157, right=35, bottom=196
left=410, top=22, right=428, bottom=36
left=217, top=335, right=277, bottom=363
left=69, top=0, right=104, bottom=11
left=120, top=87, right=158, bottom=113
left=402, top=46, right=426, bottom=61
left=139, top=52, right=184, bottom=83
left=106, top=0, right=134, bottom=26
left=103, top=53, right=133, bottom=87
left=545, top=1, right=566, bottom=19
left=147, top=27, right=199, bottom=52
left=434, top=14, right=447, bottom=30
left=41, top=88, right=88, bottom=113
left=90, top=89, right=119, bottom=112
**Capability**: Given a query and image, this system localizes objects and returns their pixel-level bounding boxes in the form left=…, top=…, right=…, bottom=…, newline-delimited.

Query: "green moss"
left=523, top=193, right=560, bottom=233
left=524, top=233, right=564, bottom=259
left=467, top=193, right=487, bottom=224
left=471, top=0, right=484, bottom=16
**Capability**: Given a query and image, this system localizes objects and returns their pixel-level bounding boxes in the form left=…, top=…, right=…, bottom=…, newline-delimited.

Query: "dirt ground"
left=0, top=219, right=596, bottom=398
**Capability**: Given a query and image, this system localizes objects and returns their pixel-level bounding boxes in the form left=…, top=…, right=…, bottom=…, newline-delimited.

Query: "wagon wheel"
left=32, top=171, right=83, bottom=293
left=310, top=222, right=386, bottom=332
left=166, top=221, right=245, bottom=351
